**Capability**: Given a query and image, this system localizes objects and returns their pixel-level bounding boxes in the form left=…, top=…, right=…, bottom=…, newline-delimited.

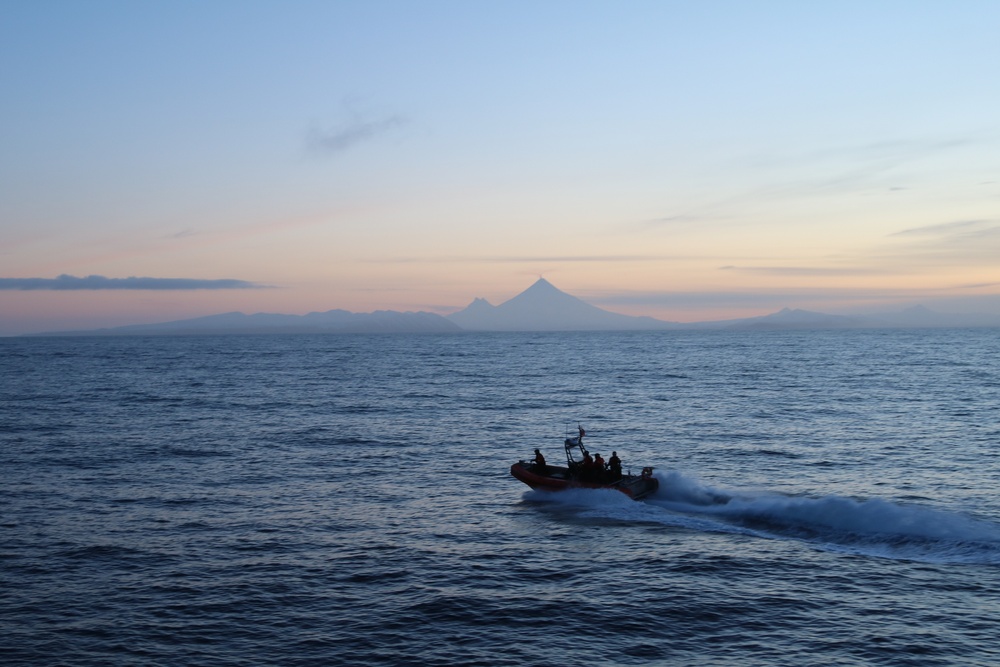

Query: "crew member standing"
left=608, top=451, right=622, bottom=481
left=593, top=452, right=606, bottom=482
left=581, top=451, right=594, bottom=480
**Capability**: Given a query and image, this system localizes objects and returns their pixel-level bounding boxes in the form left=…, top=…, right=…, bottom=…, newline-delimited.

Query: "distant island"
left=24, top=278, right=1000, bottom=336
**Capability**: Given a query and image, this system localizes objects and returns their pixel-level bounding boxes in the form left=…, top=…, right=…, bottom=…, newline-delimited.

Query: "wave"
left=526, top=470, right=1000, bottom=565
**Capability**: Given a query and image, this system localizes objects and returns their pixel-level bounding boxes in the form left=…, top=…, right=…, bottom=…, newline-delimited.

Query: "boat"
left=510, top=430, right=658, bottom=500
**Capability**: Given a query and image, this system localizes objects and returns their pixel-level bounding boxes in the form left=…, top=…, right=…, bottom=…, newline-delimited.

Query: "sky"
left=2, top=0, right=999, bottom=335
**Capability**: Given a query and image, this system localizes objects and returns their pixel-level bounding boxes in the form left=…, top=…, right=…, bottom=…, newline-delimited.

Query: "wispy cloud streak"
left=0, top=275, right=267, bottom=290
left=306, top=115, right=405, bottom=157
left=719, top=265, right=890, bottom=276
left=370, top=254, right=702, bottom=264
left=877, top=219, right=1000, bottom=266
left=890, top=219, right=996, bottom=237
left=590, top=283, right=997, bottom=311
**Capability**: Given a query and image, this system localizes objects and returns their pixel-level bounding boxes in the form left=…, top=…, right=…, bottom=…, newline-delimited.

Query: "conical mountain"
left=447, top=278, right=674, bottom=331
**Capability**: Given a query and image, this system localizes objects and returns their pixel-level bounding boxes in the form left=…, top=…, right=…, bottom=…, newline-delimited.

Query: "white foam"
left=531, top=470, right=1000, bottom=564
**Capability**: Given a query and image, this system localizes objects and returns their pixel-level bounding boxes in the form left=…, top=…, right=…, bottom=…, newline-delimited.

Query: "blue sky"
left=2, top=1, right=999, bottom=334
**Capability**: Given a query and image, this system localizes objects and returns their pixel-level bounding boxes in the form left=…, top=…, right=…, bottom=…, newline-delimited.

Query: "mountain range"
left=27, top=278, right=1000, bottom=335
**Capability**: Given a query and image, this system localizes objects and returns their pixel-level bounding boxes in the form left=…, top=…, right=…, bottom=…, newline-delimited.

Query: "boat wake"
left=526, top=470, right=1000, bottom=565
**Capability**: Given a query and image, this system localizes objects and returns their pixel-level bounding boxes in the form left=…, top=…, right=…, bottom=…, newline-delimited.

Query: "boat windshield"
left=563, top=436, right=589, bottom=467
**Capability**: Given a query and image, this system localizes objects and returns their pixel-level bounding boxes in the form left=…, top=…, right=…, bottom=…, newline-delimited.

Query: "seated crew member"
left=608, top=451, right=622, bottom=481
left=533, top=448, right=547, bottom=472
left=581, top=451, right=594, bottom=481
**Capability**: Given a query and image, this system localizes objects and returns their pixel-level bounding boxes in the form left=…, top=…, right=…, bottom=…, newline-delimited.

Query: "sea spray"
left=542, top=469, right=1000, bottom=564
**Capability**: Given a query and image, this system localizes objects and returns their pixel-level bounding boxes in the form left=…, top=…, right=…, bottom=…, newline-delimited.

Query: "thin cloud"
left=643, top=214, right=713, bottom=226
left=0, top=274, right=268, bottom=290
left=958, top=281, right=1000, bottom=289
left=890, top=219, right=995, bottom=238
left=719, top=265, right=889, bottom=277
left=641, top=135, right=988, bottom=232
left=753, top=136, right=977, bottom=184
left=590, top=283, right=998, bottom=311
left=591, top=288, right=869, bottom=310
left=474, top=254, right=674, bottom=263
left=877, top=219, right=1000, bottom=267
left=369, top=254, right=699, bottom=264
left=305, top=114, right=405, bottom=157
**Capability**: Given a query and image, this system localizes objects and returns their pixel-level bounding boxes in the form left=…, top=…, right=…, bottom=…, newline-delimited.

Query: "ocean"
left=2, top=329, right=999, bottom=666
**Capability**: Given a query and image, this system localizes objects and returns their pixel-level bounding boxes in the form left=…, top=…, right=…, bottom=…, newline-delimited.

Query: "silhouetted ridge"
left=24, top=281, right=1000, bottom=336
left=40, top=309, right=461, bottom=335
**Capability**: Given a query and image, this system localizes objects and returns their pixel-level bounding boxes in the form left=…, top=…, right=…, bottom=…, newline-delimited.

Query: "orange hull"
left=510, top=461, right=658, bottom=500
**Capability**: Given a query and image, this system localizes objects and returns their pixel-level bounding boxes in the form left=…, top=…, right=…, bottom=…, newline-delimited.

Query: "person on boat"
left=533, top=448, right=547, bottom=472
left=608, top=451, right=622, bottom=481
left=581, top=451, right=594, bottom=480
left=593, top=452, right=606, bottom=481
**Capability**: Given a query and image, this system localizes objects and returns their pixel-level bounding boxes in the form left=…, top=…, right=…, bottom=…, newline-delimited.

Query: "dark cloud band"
left=0, top=275, right=266, bottom=290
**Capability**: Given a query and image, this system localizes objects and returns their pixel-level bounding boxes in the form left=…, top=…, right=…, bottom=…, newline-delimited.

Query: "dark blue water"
left=2, top=330, right=1000, bottom=666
